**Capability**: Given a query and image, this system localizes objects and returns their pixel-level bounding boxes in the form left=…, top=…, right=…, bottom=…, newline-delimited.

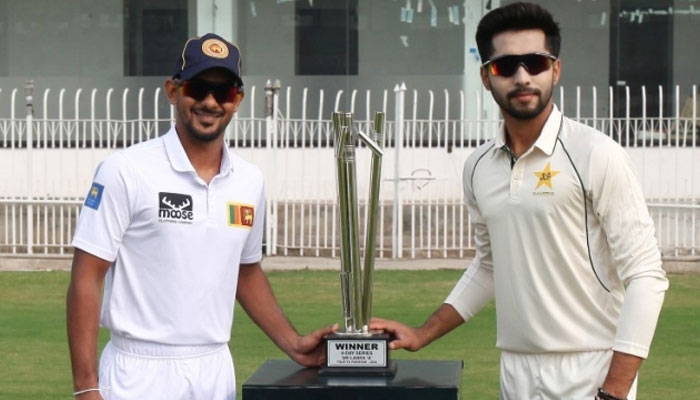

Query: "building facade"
left=0, top=0, right=698, bottom=119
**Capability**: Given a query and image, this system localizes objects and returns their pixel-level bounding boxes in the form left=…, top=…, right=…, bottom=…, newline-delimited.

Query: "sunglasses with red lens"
left=483, top=53, right=557, bottom=77
left=179, top=79, right=241, bottom=103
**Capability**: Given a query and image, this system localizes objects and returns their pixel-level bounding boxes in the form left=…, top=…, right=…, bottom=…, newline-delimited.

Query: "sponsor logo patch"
left=84, top=183, right=104, bottom=210
left=158, top=192, right=194, bottom=224
left=227, top=202, right=254, bottom=229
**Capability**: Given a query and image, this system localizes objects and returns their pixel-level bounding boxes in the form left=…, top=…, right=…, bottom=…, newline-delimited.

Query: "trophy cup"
left=320, top=111, right=397, bottom=376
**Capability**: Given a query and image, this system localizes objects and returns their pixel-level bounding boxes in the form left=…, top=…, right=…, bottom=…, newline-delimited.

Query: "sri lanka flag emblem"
left=227, top=202, right=254, bottom=229
left=84, top=182, right=104, bottom=210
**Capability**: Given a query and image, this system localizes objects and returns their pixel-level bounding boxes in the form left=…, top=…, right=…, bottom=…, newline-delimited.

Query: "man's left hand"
left=287, top=323, right=338, bottom=367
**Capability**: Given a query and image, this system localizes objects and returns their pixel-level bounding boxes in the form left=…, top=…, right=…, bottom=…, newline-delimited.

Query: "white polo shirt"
left=72, top=127, right=265, bottom=345
left=446, top=105, right=668, bottom=358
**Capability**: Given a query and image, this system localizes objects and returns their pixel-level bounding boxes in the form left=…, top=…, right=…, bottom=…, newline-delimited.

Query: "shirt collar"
left=164, top=127, right=233, bottom=176
left=532, top=104, right=562, bottom=156
left=491, top=104, right=562, bottom=157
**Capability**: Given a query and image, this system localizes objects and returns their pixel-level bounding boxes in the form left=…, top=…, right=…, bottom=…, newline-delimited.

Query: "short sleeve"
left=72, top=153, right=134, bottom=262
left=240, top=183, right=265, bottom=264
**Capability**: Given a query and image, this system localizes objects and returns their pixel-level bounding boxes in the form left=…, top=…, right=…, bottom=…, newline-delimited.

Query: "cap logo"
left=202, top=39, right=229, bottom=59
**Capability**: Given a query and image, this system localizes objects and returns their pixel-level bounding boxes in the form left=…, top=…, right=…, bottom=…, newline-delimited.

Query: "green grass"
left=0, top=270, right=698, bottom=399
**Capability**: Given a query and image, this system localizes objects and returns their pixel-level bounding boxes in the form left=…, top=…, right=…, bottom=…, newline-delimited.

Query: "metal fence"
left=1, top=83, right=698, bottom=259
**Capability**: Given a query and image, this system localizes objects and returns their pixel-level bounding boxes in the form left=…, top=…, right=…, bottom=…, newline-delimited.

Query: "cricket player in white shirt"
left=372, top=3, right=669, bottom=400
left=66, top=33, right=336, bottom=400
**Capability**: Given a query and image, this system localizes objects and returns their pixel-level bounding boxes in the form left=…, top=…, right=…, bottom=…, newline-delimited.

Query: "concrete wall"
left=2, top=146, right=698, bottom=201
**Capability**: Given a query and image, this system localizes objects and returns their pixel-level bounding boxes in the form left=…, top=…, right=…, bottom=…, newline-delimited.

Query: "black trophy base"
left=242, top=359, right=463, bottom=400
left=321, top=332, right=395, bottom=377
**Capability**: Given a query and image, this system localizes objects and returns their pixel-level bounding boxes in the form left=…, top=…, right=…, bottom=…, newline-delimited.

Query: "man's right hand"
left=370, top=317, right=424, bottom=351
left=370, top=304, right=466, bottom=352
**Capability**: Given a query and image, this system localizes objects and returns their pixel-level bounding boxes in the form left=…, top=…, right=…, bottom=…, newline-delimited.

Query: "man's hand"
left=600, top=351, right=643, bottom=399
left=237, top=263, right=340, bottom=367
left=287, top=323, right=338, bottom=367
left=371, top=304, right=465, bottom=352
left=370, top=317, right=424, bottom=351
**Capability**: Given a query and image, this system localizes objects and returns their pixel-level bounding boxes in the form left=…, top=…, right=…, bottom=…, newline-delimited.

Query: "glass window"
left=295, top=0, right=358, bottom=75
left=124, top=0, right=188, bottom=76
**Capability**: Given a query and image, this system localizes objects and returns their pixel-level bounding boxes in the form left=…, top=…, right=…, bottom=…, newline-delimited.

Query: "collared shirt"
left=446, top=105, right=668, bottom=357
left=73, top=127, right=265, bottom=345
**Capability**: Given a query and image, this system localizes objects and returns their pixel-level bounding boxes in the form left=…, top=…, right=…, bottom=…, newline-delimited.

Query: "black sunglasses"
left=178, top=79, right=241, bottom=103
left=483, top=53, right=557, bottom=77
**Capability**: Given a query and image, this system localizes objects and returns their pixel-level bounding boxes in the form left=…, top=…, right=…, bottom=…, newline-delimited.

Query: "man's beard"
left=180, top=107, right=227, bottom=142
left=184, top=121, right=225, bottom=142
left=493, top=86, right=553, bottom=120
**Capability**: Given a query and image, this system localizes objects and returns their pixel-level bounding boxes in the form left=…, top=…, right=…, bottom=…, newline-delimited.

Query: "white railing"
left=1, top=197, right=83, bottom=257
left=0, top=84, right=698, bottom=259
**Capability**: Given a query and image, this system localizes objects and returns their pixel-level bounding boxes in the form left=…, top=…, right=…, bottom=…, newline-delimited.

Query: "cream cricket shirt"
left=446, top=105, right=668, bottom=358
left=73, top=127, right=265, bottom=345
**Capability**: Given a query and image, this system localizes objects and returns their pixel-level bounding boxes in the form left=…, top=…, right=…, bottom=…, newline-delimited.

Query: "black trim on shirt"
left=500, top=145, right=517, bottom=169
left=556, top=135, right=611, bottom=293
left=470, top=143, right=496, bottom=193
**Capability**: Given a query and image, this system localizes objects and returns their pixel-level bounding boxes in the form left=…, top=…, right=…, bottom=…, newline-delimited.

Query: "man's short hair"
left=476, top=2, right=561, bottom=62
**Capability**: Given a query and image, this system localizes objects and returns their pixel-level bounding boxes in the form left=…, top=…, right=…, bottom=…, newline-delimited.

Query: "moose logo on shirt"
left=158, top=192, right=194, bottom=224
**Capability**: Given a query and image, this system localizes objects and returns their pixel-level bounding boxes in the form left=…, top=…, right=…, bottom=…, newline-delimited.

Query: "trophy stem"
left=360, top=112, right=384, bottom=329
left=338, top=271, right=353, bottom=331
left=344, top=153, right=364, bottom=332
left=334, top=114, right=353, bottom=331
left=334, top=113, right=362, bottom=333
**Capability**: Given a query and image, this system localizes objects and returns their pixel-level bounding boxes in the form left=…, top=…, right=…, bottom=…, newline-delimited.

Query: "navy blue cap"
left=173, top=33, right=244, bottom=87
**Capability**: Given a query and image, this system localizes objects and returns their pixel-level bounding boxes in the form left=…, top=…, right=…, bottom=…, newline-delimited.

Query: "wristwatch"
left=595, top=387, right=627, bottom=400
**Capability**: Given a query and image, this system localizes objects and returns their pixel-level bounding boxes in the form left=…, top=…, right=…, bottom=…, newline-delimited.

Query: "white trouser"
left=97, top=334, right=236, bottom=400
left=500, top=350, right=638, bottom=400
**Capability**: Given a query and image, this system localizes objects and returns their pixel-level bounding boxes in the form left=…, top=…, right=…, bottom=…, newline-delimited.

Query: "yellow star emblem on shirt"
left=533, top=162, right=560, bottom=190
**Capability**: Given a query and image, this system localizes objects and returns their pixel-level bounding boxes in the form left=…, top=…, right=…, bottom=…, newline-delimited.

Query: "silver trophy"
left=321, top=111, right=396, bottom=376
